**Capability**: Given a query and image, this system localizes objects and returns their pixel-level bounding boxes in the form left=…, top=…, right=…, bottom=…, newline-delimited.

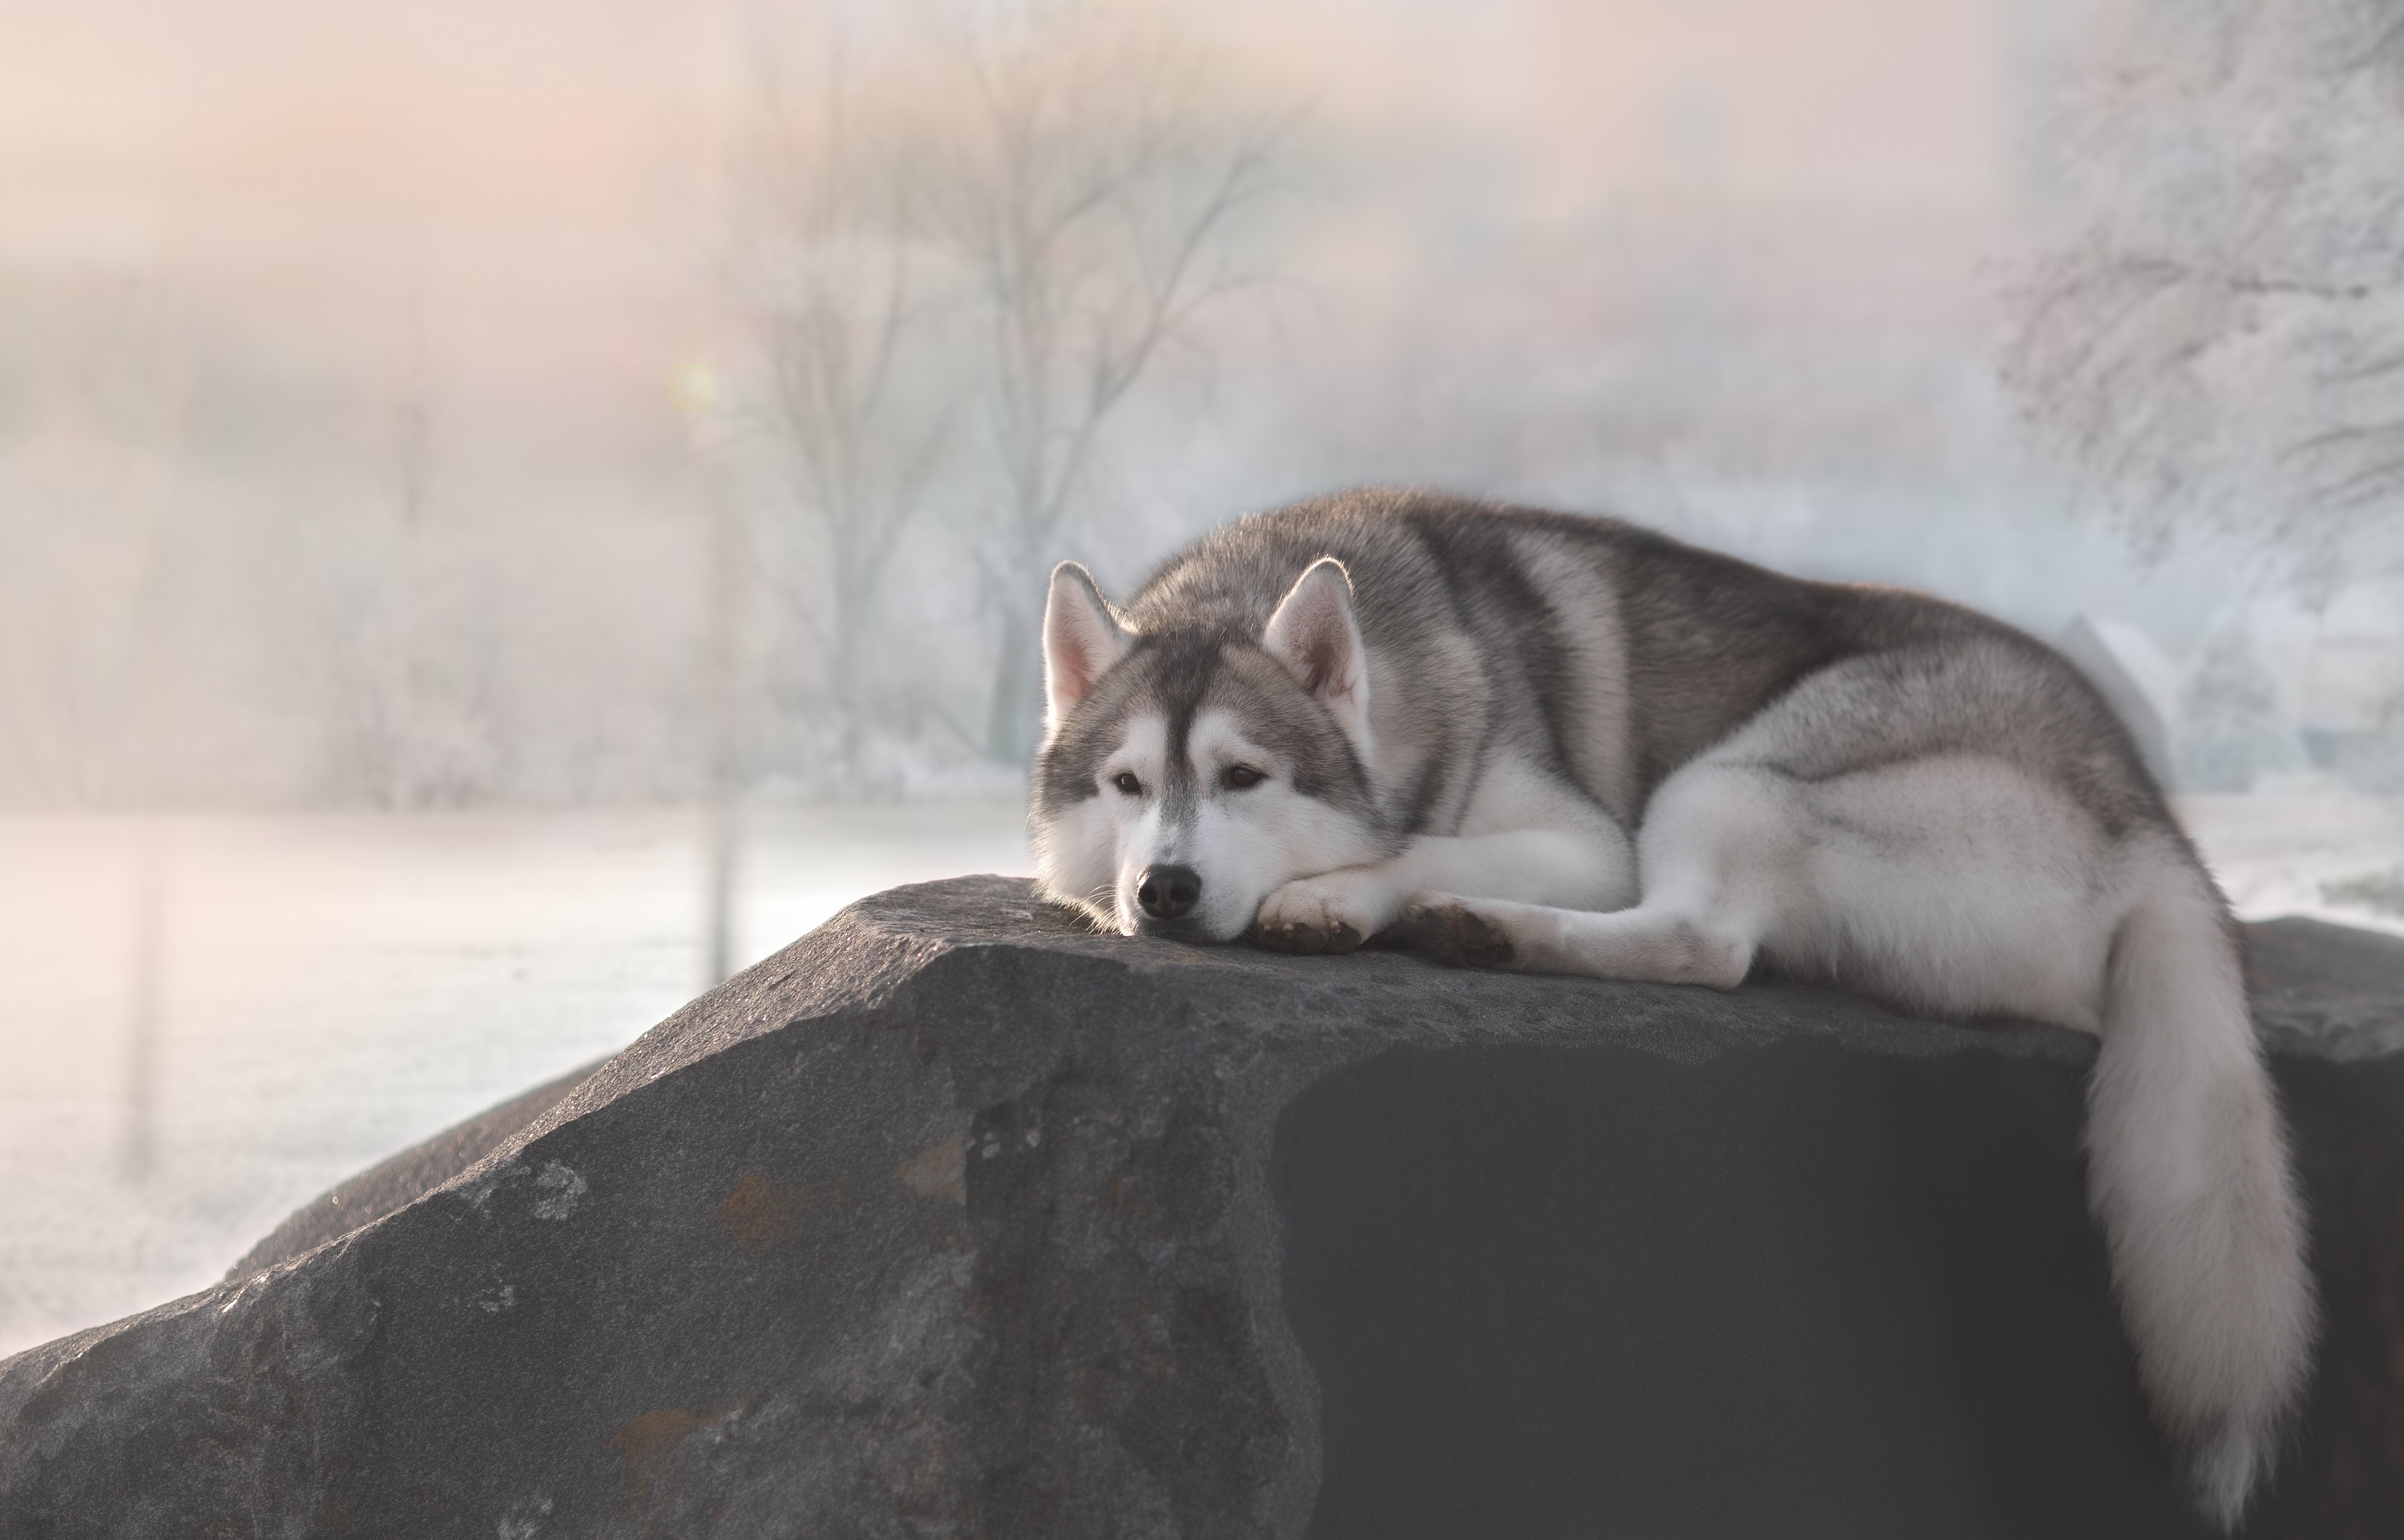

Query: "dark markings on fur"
left=1409, top=510, right=1582, bottom=786
left=1395, top=758, right=1445, bottom=837
left=1032, top=619, right=1382, bottom=836
left=1398, top=899, right=1515, bottom=968
left=1040, top=487, right=2174, bottom=862
left=1152, top=635, right=1219, bottom=834
left=1722, top=643, right=2167, bottom=845
left=1214, top=648, right=1378, bottom=812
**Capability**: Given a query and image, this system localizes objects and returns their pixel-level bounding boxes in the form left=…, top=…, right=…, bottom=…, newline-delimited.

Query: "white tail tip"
left=2187, top=1415, right=2277, bottom=1530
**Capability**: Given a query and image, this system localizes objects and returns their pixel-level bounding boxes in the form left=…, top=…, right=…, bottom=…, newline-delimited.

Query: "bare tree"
left=918, top=4, right=1293, bottom=765
left=2008, top=0, right=2404, bottom=599
left=0, top=274, right=187, bottom=808
left=729, top=26, right=968, bottom=788
left=729, top=2, right=1293, bottom=775
left=305, top=298, right=514, bottom=808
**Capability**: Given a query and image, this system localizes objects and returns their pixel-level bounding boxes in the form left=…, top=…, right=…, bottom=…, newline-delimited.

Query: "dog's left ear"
left=1043, top=562, right=1130, bottom=742
left=1263, top=557, right=1372, bottom=753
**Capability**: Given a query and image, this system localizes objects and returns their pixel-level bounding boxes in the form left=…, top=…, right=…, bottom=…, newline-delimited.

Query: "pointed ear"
left=1043, top=562, right=1129, bottom=741
left=1261, top=557, right=1372, bottom=751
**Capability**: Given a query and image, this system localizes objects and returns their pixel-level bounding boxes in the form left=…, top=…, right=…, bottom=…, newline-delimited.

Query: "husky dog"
left=1030, top=489, right=2313, bottom=1526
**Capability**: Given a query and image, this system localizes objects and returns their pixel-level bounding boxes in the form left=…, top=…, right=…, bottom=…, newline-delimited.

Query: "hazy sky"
left=26, top=0, right=2366, bottom=812
left=0, top=1, right=2024, bottom=206
left=0, top=0, right=2029, bottom=293
left=0, top=0, right=2043, bottom=511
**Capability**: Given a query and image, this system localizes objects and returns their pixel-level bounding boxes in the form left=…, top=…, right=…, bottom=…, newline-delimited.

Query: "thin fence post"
left=119, top=820, right=163, bottom=1183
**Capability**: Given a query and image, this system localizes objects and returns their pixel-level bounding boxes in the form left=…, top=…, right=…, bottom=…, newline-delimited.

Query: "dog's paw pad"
left=1399, top=900, right=1514, bottom=969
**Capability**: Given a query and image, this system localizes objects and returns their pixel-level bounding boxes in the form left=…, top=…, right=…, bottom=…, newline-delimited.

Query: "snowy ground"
left=3, top=788, right=2400, bottom=1361
left=0, top=801, right=1031, bottom=1361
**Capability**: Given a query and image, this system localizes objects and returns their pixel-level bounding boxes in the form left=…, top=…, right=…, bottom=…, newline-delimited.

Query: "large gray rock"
left=2, top=876, right=2401, bottom=1538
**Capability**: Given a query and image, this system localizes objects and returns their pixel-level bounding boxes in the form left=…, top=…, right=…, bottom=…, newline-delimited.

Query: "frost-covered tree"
left=303, top=301, right=518, bottom=808
left=2009, top=0, right=2404, bottom=598
left=729, top=25, right=971, bottom=788
left=2336, top=687, right=2404, bottom=792
left=731, top=2, right=1293, bottom=777
left=0, top=276, right=184, bottom=808
left=2175, top=619, right=2306, bottom=791
left=918, top=3, right=1293, bottom=766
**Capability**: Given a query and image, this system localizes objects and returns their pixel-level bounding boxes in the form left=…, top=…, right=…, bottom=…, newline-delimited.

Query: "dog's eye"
left=1111, top=772, right=1144, bottom=796
left=1223, top=764, right=1265, bottom=791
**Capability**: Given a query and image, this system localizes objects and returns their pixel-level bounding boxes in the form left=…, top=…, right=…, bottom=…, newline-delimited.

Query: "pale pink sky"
left=0, top=0, right=2031, bottom=457
left=0, top=0, right=2019, bottom=236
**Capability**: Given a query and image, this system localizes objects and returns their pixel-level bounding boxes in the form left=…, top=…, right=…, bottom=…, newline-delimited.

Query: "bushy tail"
left=2087, top=865, right=2316, bottom=1528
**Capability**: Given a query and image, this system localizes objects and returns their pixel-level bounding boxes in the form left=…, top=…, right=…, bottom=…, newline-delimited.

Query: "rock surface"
left=1, top=877, right=2400, bottom=1539
left=228, top=1061, right=602, bottom=1280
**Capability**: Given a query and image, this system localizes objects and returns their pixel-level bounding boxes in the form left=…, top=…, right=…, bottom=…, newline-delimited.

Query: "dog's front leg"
left=1254, top=823, right=1637, bottom=955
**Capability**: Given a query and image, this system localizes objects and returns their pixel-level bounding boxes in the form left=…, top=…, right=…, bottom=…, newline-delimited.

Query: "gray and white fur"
left=1029, top=488, right=2313, bottom=1527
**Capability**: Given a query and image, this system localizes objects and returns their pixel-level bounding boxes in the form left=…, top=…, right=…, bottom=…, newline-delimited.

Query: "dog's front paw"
left=1253, top=870, right=1397, bottom=956
left=1398, top=893, right=1516, bottom=969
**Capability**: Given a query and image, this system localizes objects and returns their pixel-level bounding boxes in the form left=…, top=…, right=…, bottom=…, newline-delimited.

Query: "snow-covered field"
left=2, top=788, right=2399, bottom=1361
left=0, top=802, right=1031, bottom=1360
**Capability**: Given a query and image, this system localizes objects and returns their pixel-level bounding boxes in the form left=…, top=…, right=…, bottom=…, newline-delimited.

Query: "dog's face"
left=1030, top=559, right=1393, bottom=941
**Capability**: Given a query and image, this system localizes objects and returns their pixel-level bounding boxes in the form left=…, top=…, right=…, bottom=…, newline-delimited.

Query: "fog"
left=16, top=0, right=2388, bottom=808
left=3, top=0, right=2402, bottom=1352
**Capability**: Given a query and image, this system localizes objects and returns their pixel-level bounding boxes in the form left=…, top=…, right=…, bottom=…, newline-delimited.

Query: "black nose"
left=1135, top=864, right=1201, bottom=921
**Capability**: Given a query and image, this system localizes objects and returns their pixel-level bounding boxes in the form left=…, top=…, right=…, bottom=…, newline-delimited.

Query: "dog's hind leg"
left=1401, top=752, right=1799, bottom=983
left=1404, top=709, right=2121, bottom=1026
left=1401, top=894, right=1757, bottom=984
left=1258, top=819, right=1636, bottom=956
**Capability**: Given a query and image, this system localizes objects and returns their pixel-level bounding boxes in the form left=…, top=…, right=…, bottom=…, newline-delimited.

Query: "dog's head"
left=1029, top=557, right=1393, bottom=941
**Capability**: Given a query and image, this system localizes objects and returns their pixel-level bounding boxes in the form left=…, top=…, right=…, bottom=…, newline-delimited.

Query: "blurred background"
left=3, top=0, right=2400, bottom=1357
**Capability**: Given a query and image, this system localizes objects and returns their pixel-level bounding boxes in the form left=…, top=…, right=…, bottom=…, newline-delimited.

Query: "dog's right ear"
left=1043, top=562, right=1129, bottom=741
left=1262, top=556, right=1372, bottom=756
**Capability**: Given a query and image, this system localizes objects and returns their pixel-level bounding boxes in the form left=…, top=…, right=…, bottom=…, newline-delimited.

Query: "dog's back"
left=1127, top=489, right=2170, bottom=841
